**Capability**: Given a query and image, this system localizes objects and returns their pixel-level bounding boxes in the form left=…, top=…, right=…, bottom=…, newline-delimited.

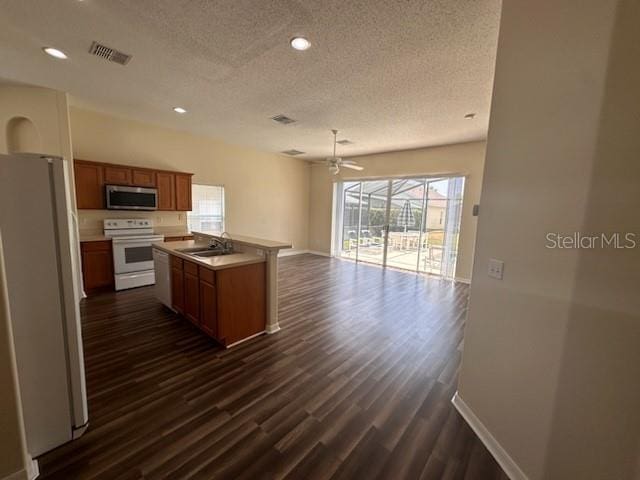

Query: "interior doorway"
left=334, top=176, right=465, bottom=278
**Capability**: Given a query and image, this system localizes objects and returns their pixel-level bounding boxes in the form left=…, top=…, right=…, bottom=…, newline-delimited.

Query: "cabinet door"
left=132, top=169, right=156, bottom=187
left=175, top=174, right=192, bottom=211
left=216, top=263, right=266, bottom=346
left=74, top=161, right=104, bottom=209
left=171, top=267, right=184, bottom=313
left=157, top=172, right=176, bottom=211
left=104, top=165, right=132, bottom=185
left=184, top=271, right=200, bottom=325
left=81, top=241, right=113, bottom=293
left=199, top=276, right=217, bottom=338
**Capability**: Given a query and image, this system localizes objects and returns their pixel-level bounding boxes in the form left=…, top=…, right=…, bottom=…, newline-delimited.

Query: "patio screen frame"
left=332, top=174, right=466, bottom=278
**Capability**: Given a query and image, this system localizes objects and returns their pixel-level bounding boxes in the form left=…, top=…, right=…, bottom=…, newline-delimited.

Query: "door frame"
left=331, top=173, right=467, bottom=277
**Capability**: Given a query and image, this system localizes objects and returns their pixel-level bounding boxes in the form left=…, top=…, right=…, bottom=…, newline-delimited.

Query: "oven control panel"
left=104, top=219, right=154, bottom=230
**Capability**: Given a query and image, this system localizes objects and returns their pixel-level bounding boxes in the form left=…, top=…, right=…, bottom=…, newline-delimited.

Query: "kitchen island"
left=153, top=233, right=291, bottom=347
left=190, top=231, right=292, bottom=335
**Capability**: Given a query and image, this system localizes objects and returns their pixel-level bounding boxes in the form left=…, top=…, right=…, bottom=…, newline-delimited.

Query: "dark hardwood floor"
left=38, top=254, right=507, bottom=480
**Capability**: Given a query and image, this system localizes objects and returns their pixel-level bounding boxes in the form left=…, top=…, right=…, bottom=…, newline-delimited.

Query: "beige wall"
left=70, top=108, right=310, bottom=251
left=0, top=86, right=73, bottom=163
left=308, top=141, right=486, bottom=280
left=457, top=1, right=640, bottom=479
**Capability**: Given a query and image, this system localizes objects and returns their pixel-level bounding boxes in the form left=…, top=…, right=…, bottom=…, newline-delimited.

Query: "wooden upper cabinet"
left=74, top=161, right=104, bottom=209
left=103, top=165, right=132, bottom=185
left=175, top=174, right=192, bottom=211
left=157, top=172, right=176, bottom=211
left=132, top=169, right=156, bottom=187
left=73, top=159, right=191, bottom=211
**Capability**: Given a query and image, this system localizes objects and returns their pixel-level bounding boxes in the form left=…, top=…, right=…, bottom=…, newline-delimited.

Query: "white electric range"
left=104, top=219, right=164, bottom=291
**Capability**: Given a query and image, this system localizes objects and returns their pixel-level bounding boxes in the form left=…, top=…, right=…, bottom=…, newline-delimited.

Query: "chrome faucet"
left=208, top=232, right=233, bottom=253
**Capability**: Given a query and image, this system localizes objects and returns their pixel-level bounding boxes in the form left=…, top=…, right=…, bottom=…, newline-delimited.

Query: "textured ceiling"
left=0, top=0, right=500, bottom=159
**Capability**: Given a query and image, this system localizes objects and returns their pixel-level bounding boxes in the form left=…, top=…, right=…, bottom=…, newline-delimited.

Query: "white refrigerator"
left=0, top=153, right=88, bottom=457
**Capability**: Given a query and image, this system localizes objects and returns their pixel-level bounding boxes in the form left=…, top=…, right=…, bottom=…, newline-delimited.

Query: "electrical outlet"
left=488, top=259, right=504, bottom=280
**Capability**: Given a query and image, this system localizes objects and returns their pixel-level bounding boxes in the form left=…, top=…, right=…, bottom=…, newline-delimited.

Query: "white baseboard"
left=308, top=250, right=331, bottom=257
left=278, top=249, right=332, bottom=258
left=454, top=277, right=471, bottom=284
left=27, top=459, right=38, bottom=480
left=451, top=392, right=528, bottom=480
left=278, top=249, right=308, bottom=257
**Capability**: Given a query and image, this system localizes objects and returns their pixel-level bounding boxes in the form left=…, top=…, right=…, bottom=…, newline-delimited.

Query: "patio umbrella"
left=397, top=200, right=414, bottom=232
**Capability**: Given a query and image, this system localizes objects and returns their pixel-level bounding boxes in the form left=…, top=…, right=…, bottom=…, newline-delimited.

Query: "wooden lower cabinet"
left=216, top=263, right=266, bottom=346
left=81, top=240, right=114, bottom=294
left=168, top=254, right=265, bottom=347
left=171, top=262, right=185, bottom=314
left=183, top=262, right=200, bottom=325
left=199, top=278, right=217, bottom=337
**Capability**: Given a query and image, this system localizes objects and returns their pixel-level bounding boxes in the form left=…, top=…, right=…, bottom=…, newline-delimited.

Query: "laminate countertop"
left=191, top=231, right=291, bottom=251
left=153, top=240, right=266, bottom=271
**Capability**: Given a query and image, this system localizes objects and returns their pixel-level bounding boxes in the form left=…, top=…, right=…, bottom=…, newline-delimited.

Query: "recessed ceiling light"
left=43, top=47, right=68, bottom=59
left=464, top=113, right=476, bottom=119
left=173, top=107, right=187, bottom=114
left=290, top=37, right=311, bottom=51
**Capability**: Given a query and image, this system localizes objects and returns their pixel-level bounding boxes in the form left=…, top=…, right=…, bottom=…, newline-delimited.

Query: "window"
left=333, top=176, right=465, bottom=279
left=187, top=184, right=225, bottom=233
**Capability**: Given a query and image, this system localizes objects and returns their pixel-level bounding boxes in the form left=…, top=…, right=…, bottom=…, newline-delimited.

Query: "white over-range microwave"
left=106, top=184, right=158, bottom=210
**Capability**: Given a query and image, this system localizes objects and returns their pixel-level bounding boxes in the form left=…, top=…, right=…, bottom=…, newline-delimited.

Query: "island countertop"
left=153, top=240, right=266, bottom=271
left=191, top=231, right=292, bottom=251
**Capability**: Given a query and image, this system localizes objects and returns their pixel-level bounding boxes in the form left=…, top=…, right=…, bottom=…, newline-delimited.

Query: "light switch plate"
left=488, top=259, right=504, bottom=280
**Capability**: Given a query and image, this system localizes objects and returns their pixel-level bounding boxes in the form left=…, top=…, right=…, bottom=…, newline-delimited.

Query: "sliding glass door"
left=336, top=176, right=465, bottom=279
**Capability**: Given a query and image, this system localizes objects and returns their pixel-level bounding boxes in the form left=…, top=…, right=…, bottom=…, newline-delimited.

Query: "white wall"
left=456, top=1, right=640, bottom=479
left=308, top=141, right=485, bottom=280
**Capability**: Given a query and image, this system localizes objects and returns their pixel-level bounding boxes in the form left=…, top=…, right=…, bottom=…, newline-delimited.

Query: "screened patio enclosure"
left=334, top=176, right=465, bottom=278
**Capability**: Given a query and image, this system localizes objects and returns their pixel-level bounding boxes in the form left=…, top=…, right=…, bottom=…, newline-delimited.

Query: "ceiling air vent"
left=271, top=114, right=296, bottom=125
left=281, top=149, right=305, bottom=156
left=337, top=139, right=354, bottom=145
left=89, top=41, right=132, bottom=65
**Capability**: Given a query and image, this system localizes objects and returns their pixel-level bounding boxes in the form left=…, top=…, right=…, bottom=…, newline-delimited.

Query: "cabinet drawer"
left=184, top=260, right=198, bottom=276
left=199, top=266, right=215, bottom=285
left=170, top=255, right=183, bottom=270
left=164, top=236, right=184, bottom=242
left=81, top=240, right=112, bottom=252
left=183, top=235, right=194, bottom=241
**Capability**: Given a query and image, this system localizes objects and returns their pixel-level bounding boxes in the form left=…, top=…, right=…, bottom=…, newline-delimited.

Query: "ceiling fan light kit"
left=325, top=129, right=363, bottom=175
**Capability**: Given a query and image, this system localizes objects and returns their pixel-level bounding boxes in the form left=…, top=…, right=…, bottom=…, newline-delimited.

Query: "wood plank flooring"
left=37, top=254, right=507, bottom=480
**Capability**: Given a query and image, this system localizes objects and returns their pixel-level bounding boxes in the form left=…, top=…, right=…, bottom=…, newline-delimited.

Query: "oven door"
left=112, top=236, right=161, bottom=274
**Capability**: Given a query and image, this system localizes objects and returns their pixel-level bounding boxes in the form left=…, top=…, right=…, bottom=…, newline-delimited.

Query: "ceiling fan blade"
left=341, top=163, right=364, bottom=171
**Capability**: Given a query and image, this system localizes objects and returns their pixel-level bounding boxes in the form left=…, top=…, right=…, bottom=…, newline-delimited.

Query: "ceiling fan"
left=323, top=129, right=363, bottom=175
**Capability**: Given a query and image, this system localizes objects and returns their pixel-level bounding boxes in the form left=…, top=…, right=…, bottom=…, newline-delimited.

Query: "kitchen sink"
left=175, top=246, right=233, bottom=257
left=192, top=250, right=233, bottom=257
left=176, top=246, right=210, bottom=253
